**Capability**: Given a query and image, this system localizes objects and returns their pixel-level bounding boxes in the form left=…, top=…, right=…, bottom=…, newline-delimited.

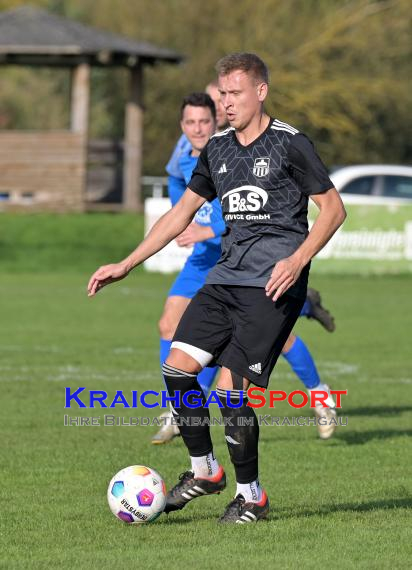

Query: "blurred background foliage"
left=0, top=0, right=411, bottom=173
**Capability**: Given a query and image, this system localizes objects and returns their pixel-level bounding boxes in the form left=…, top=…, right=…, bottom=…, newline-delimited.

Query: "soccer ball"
left=107, top=465, right=167, bottom=524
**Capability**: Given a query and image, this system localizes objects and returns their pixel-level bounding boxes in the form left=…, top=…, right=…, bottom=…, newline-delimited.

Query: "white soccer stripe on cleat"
left=193, top=486, right=207, bottom=494
left=236, top=512, right=258, bottom=523
left=244, top=511, right=257, bottom=521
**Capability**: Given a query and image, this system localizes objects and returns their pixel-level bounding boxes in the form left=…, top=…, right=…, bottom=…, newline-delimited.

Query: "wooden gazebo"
left=0, top=6, right=182, bottom=212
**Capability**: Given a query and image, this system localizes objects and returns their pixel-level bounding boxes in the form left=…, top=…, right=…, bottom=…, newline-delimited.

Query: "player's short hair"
left=180, top=92, right=216, bottom=121
left=215, top=52, right=269, bottom=85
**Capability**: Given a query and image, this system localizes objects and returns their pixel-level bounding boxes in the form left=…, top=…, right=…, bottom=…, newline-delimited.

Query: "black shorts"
left=173, top=284, right=305, bottom=388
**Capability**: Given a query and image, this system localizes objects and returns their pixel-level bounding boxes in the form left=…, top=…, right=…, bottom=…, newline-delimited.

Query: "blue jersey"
left=166, top=134, right=192, bottom=178
left=179, top=151, right=225, bottom=247
left=166, top=146, right=225, bottom=298
left=168, top=151, right=225, bottom=264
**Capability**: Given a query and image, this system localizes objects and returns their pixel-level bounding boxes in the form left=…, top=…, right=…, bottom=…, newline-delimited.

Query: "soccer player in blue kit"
left=157, top=92, right=224, bottom=404
left=153, top=87, right=337, bottom=444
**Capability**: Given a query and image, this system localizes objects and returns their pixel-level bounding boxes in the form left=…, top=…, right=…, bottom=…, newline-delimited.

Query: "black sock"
left=217, top=387, right=259, bottom=483
left=162, top=363, right=212, bottom=457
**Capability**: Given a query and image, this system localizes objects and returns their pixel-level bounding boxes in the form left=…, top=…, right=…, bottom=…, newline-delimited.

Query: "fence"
left=0, top=137, right=168, bottom=212
left=144, top=198, right=412, bottom=273
left=0, top=131, right=85, bottom=212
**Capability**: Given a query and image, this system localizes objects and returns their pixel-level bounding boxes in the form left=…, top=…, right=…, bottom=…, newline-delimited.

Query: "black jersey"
left=188, top=118, right=333, bottom=290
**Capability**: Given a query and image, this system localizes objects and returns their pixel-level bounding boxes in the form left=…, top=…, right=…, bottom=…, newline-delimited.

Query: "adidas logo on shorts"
left=218, top=163, right=227, bottom=174
left=249, top=362, right=262, bottom=374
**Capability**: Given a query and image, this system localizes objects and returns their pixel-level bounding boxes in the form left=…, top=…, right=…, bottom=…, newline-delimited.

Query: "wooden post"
left=70, top=63, right=90, bottom=212
left=70, top=63, right=90, bottom=135
left=123, top=65, right=143, bottom=212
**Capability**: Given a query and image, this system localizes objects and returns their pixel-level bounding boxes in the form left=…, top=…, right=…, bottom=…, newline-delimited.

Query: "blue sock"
left=282, top=336, right=320, bottom=389
left=300, top=299, right=311, bottom=317
left=197, top=366, right=219, bottom=396
left=160, top=338, right=172, bottom=366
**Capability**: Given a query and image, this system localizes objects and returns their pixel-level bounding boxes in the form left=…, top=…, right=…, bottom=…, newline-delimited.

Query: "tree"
left=0, top=0, right=411, bottom=174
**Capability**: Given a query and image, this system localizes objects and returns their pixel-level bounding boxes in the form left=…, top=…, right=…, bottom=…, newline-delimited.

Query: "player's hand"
left=265, top=256, right=304, bottom=302
left=176, top=223, right=215, bottom=247
left=87, top=262, right=130, bottom=297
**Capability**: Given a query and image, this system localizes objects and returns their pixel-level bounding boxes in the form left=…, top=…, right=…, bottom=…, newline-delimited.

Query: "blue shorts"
left=169, top=270, right=207, bottom=299
left=168, top=255, right=217, bottom=299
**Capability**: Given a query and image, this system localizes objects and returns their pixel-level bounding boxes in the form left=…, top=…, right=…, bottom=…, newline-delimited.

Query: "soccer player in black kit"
left=88, top=53, right=346, bottom=523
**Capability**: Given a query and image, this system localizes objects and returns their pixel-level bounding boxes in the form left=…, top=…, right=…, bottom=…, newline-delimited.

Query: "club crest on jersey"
left=195, top=202, right=213, bottom=224
left=253, top=157, right=270, bottom=178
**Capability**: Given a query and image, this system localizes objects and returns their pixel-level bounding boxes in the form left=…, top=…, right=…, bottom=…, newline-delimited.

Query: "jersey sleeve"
left=167, top=175, right=186, bottom=207
left=187, top=145, right=217, bottom=202
left=287, top=134, right=334, bottom=196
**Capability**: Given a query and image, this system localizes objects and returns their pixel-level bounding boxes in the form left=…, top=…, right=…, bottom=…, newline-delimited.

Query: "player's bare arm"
left=176, top=222, right=215, bottom=247
left=266, top=187, right=346, bottom=301
left=87, top=189, right=206, bottom=297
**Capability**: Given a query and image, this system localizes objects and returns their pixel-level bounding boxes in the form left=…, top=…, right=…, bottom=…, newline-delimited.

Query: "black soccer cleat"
left=219, top=491, right=269, bottom=524
left=306, top=288, right=336, bottom=332
left=164, top=466, right=226, bottom=513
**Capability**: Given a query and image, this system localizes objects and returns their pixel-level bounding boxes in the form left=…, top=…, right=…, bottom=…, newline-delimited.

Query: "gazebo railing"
left=86, top=138, right=168, bottom=205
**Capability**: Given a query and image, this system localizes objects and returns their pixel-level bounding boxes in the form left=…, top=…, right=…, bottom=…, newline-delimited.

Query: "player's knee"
left=166, top=348, right=202, bottom=374
left=158, top=314, right=177, bottom=340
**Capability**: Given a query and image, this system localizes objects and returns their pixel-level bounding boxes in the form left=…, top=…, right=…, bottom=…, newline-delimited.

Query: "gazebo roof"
left=0, top=6, right=183, bottom=67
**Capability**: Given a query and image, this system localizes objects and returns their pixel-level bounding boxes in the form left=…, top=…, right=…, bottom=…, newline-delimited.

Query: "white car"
left=329, top=165, right=412, bottom=205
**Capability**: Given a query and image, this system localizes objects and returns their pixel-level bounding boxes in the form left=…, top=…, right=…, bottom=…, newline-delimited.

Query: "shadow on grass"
left=156, top=497, right=412, bottom=525
left=346, top=405, right=412, bottom=417
left=156, top=511, right=221, bottom=525
left=273, top=497, right=412, bottom=521
left=336, top=429, right=412, bottom=445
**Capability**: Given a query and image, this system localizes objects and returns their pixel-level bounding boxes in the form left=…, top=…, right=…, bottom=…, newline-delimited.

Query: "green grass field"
left=1, top=214, right=411, bottom=569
